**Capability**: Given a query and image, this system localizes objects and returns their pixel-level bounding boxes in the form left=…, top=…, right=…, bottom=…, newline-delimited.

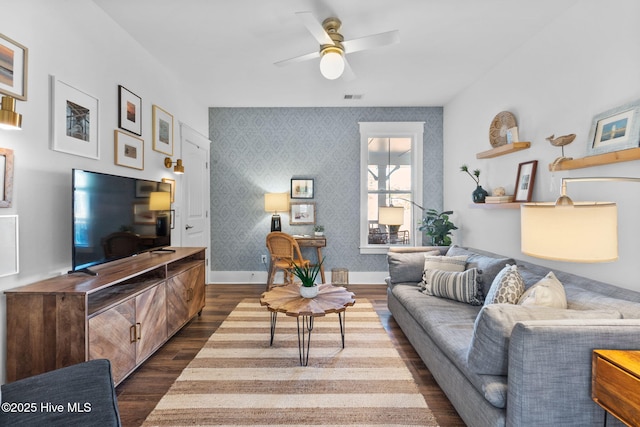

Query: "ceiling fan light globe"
left=319, top=51, right=345, bottom=80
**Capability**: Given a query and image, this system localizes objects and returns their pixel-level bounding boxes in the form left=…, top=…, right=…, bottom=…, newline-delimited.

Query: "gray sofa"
left=387, top=245, right=640, bottom=427
left=0, top=359, right=121, bottom=426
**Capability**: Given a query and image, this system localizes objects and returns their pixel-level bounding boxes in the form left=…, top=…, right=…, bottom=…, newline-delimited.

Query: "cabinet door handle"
left=185, top=224, right=194, bottom=230
left=130, top=325, right=137, bottom=343
left=136, top=322, right=142, bottom=341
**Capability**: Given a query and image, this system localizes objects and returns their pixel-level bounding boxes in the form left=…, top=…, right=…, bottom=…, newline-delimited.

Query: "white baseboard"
left=209, top=270, right=388, bottom=285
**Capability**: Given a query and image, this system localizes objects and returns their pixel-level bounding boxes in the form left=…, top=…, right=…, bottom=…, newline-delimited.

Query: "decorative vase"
left=300, top=284, right=319, bottom=298
left=472, top=185, right=489, bottom=203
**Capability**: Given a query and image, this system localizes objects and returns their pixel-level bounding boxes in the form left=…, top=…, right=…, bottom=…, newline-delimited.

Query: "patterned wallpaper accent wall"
left=208, top=107, right=443, bottom=275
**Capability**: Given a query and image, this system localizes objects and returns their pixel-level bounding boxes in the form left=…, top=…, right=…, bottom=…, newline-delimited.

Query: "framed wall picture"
left=0, top=147, right=14, bottom=208
left=513, top=160, right=538, bottom=202
left=50, top=76, right=99, bottom=159
left=291, top=178, right=314, bottom=199
left=118, top=85, right=142, bottom=136
left=0, top=215, right=19, bottom=277
left=0, top=33, right=28, bottom=100
left=152, top=104, right=173, bottom=155
left=115, top=129, right=144, bottom=170
left=290, top=202, right=316, bottom=225
left=587, top=99, right=640, bottom=156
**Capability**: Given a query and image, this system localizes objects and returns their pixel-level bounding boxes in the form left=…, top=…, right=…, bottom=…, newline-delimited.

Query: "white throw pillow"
left=421, top=254, right=467, bottom=294
left=484, top=264, right=525, bottom=305
left=517, top=271, right=567, bottom=309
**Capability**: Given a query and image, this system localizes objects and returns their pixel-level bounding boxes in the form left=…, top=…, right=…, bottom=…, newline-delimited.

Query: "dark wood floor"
left=115, top=284, right=466, bottom=427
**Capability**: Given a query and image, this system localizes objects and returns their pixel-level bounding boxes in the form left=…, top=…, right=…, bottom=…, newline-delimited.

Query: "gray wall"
left=209, top=107, right=443, bottom=276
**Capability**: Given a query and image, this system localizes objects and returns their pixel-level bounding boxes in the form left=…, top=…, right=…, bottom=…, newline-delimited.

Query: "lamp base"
left=271, top=214, right=281, bottom=232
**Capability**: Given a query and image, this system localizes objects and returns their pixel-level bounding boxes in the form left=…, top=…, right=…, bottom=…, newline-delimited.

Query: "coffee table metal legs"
left=297, top=316, right=314, bottom=366
left=269, top=311, right=346, bottom=366
left=269, top=311, right=278, bottom=346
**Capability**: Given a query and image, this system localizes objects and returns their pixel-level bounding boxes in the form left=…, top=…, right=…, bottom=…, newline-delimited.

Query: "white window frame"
left=359, top=121, right=424, bottom=254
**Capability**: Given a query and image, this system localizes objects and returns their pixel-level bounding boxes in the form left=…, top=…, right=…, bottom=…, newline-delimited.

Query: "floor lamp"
left=520, top=177, right=640, bottom=262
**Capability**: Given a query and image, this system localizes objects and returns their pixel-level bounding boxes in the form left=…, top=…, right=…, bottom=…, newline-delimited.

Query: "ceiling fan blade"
left=296, top=11, right=334, bottom=46
left=274, top=50, right=320, bottom=67
left=341, top=57, right=356, bottom=81
left=343, top=30, right=400, bottom=54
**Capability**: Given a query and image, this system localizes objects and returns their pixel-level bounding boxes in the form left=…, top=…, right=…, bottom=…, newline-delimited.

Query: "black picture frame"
left=118, top=85, right=142, bottom=136
left=290, top=178, right=314, bottom=199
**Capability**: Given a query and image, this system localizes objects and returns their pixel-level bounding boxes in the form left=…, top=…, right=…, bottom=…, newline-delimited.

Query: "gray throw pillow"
left=387, top=250, right=439, bottom=284
left=446, top=246, right=515, bottom=297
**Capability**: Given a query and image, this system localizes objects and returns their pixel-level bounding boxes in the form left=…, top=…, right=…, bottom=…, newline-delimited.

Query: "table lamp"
left=378, top=206, right=404, bottom=242
left=264, top=193, right=288, bottom=232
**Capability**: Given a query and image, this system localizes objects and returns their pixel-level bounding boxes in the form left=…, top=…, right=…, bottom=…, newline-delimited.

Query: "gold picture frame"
left=152, top=104, right=173, bottom=155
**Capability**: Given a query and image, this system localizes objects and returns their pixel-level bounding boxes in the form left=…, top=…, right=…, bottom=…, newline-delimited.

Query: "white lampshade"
left=264, top=193, right=288, bottom=213
left=378, top=206, right=404, bottom=226
left=149, top=191, right=171, bottom=211
left=319, top=50, right=345, bottom=80
left=521, top=202, right=618, bottom=262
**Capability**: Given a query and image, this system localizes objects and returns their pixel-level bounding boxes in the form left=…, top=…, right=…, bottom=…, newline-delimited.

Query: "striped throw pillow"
left=422, top=268, right=483, bottom=305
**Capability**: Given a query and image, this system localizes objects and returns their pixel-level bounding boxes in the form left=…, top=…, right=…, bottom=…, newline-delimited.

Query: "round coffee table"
left=260, top=283, right=356, bottom=366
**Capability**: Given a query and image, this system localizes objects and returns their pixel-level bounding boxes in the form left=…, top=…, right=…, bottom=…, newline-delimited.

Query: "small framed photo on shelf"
left=114, top=129, right=144, bottom=170
left=291, top=178, right=314, bottom=199
left=0, top=34, right=28, bottom=100
left=587, top=99, right=640, bottom=156
left=506, top=127, right=519, bottom=144
left=118, top=85, right=142, bottom=136
left=290, top=202, right=315, bottom=225
left=152, top=104, right=174, bottom=156
left=513, top=160, right=537, bottom=202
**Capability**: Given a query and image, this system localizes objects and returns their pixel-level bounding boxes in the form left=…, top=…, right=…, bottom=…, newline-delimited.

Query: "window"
left=359, top=122, right=424, bottom=254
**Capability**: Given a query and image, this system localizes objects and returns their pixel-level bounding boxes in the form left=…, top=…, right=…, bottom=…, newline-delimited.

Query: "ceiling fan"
left=275, top=12, right=400, bottom=80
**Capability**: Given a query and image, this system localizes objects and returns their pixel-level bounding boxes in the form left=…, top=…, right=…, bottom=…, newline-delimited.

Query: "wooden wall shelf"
left=547, top=147, right=640, bottom=171
left=476, top=142, right=531, bottom=159
left=468, top=203, right=522, bottom=209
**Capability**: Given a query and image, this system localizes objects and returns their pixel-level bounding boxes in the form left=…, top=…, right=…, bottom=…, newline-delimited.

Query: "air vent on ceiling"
left=344, top=94, right=363, bottom=100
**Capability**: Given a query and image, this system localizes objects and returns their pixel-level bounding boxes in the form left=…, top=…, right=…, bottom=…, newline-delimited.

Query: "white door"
left=180, top=123, right=211, bottom=282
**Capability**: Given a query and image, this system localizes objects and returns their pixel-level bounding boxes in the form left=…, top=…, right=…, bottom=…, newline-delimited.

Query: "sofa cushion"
left=387, top=250, right=439, bottom=284
left=518, top=271, right=567, bottom=308
left=484, top=264, right=525, bottom=305
left=446, top=245, right=515, bottom=297
left=423, top=268, right=484, bottom=305
left=467, top=304, right=623, bottom=375
left=421, top=254, right=468, bottom=294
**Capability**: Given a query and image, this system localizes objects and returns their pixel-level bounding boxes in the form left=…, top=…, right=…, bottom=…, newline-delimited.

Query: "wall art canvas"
left=118, top=85, right=142, bottom=136
left=152, top=104, right=173, bottom=155
left=50, top=76, right=99, bottom=159
left=0, top=33, right=28, bottom=100
left=115, top=129, right=144, bottom=170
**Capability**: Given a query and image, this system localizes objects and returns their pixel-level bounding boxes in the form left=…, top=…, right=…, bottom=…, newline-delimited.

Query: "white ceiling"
left=93, top=0, right=578, bottom=108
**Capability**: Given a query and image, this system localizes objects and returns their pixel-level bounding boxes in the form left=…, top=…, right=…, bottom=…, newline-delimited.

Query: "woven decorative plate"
left=489, top=111, right=517, bottom=147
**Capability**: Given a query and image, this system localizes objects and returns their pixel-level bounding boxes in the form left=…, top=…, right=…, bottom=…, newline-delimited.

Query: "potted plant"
left=460, top=164, right=489, bottom=203
left=291, top=258, right=324, bottom=298
left=313, top=225, right=325, bottom=236
left=418, top=209, right=458, bottom=246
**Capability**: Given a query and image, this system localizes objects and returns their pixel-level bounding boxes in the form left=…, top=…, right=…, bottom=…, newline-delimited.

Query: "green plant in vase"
left=291, top=257, right=325, bottom=298
left=460, top=164, right=489, bottom=203
left=419, top=209, right=458, bottom=246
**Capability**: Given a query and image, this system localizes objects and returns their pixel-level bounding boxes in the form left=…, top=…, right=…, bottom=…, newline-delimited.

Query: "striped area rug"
left=142, top=298, right=438, bottom=426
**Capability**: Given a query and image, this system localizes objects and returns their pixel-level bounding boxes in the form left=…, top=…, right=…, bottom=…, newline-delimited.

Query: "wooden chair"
left=265, top=232, right=310, bottom=291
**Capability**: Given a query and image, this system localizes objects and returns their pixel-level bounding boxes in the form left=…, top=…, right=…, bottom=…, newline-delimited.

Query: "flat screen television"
left=71, top=169, right=172, bottom=274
